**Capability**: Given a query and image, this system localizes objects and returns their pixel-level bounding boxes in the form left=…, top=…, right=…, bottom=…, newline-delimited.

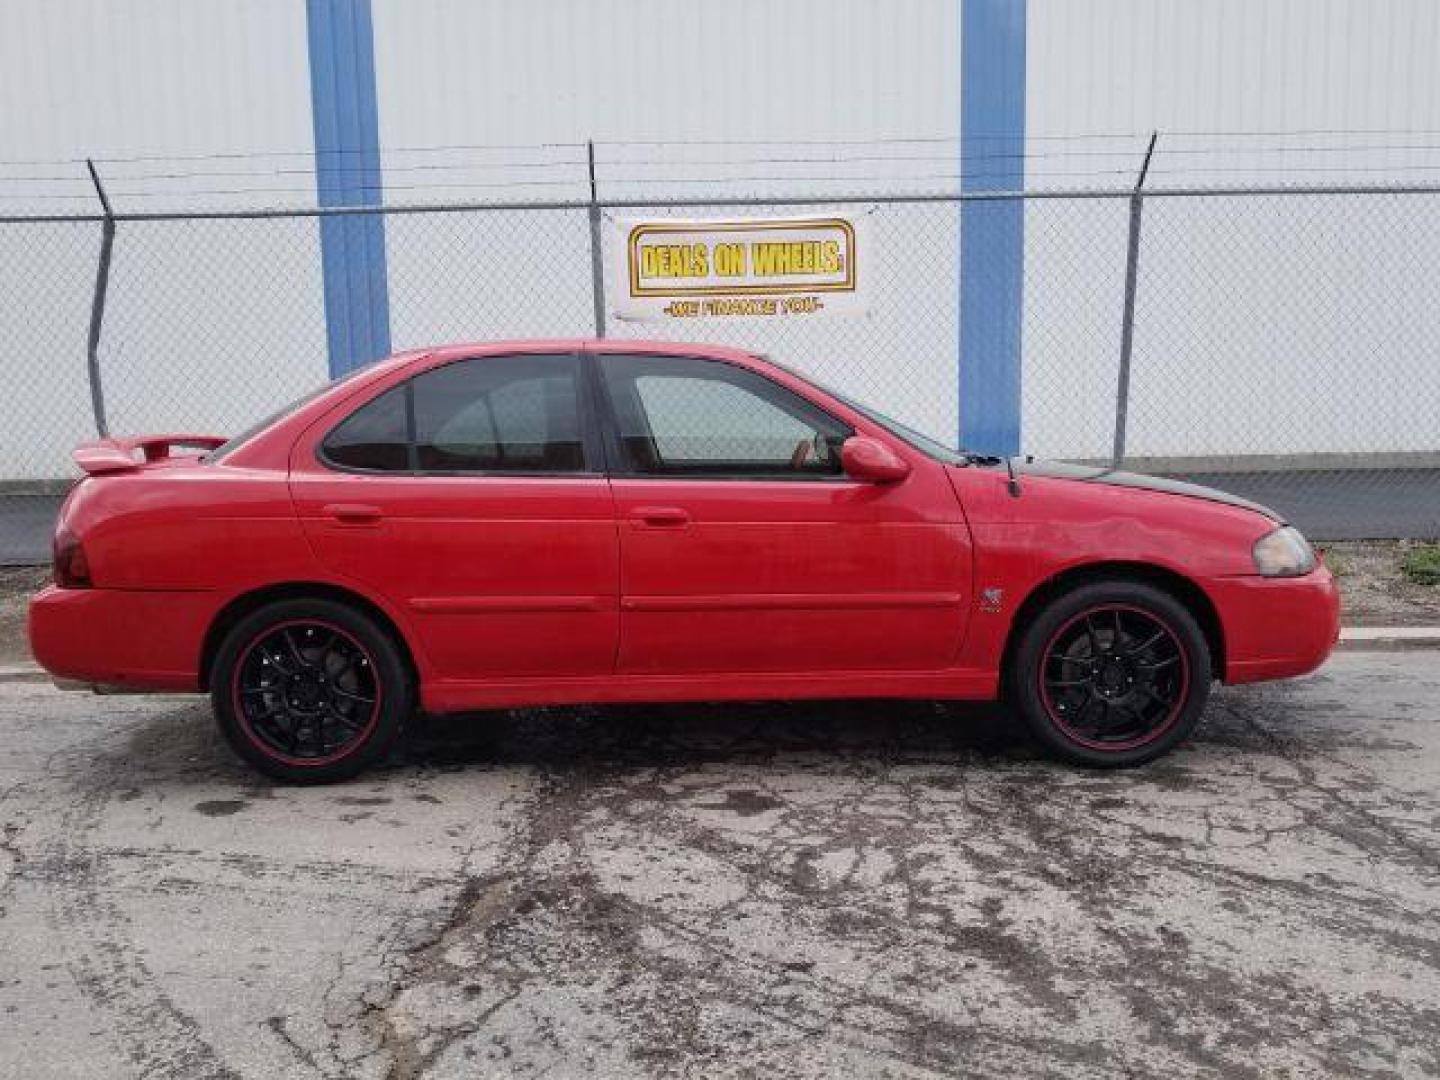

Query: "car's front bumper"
left=1209, top=567, right=1341, bottom=685
left=28, top=585, right=210, bottom=693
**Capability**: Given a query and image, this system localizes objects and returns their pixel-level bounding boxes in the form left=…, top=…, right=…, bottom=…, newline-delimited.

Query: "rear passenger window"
left=319, top=354, right=588, bottom=474
left=321, top=385, right=409, bottom=471
left=412, top=354, right=584, bottom=472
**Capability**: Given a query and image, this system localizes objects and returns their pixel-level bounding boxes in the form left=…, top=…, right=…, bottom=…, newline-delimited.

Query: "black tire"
left=210, top=598, right=413, bottom=783
left=1006, top=579, right=1211, bottom=767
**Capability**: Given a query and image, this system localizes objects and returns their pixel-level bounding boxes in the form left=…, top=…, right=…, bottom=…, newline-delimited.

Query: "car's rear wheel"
left=1007, top=580, right=1211, bottom=767
left=211, top=599, right=412, bottom=782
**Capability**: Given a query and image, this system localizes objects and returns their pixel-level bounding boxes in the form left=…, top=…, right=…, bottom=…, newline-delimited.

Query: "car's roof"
left=213, top=340, right=776, bottom=470
left=418, top=339, right=760, bottom=364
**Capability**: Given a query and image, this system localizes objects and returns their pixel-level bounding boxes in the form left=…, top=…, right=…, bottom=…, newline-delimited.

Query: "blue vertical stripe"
left=307, top=0, right=391, bottom=376
left=959, top=0, right=1025, bottom=454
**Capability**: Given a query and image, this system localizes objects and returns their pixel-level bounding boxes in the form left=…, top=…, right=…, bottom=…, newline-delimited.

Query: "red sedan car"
left=30, top=341, right=1339, bottom=781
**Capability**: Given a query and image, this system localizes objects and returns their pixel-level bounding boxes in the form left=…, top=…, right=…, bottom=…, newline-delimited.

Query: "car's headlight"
left=1252, top=525, right=1316, bottom=577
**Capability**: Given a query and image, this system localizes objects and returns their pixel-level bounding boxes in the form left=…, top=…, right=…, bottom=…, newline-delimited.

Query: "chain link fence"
left=2, top=182, right=1438, bottom=563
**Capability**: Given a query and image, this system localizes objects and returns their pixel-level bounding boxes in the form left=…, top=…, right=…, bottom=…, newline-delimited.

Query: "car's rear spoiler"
left=73, top=433, right=227, bottom=475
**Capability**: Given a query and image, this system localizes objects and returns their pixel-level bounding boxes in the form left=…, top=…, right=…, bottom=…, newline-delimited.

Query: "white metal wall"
left=2, top=1, right=1439, bottom=476
left=0, top=0, right=327, bottom=479
left=1022, top=0, right=1440, bottom=459
left=0, top=1, right=314, bottom=170
left=1029, top=0, right=1440, bottom=140
left=370, top=0, right=963, bottom=446
left=372, top=0, right=959, bottom=148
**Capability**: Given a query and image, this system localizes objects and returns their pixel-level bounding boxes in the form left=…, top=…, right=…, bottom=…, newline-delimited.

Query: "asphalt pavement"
left=1, top=651, right=1437, bottom=1078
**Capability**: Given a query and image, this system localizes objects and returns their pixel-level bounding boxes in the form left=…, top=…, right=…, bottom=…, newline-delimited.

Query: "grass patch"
left=1318, top=546, right=1349, bottom=577
left=1400, top=544, right=1440, bottom=587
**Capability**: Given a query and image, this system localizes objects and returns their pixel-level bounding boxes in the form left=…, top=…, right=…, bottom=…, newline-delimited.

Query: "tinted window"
left=413, top=354, right=584, bottom=472
left=320, top=354, right=588, bottom=474
left=209, top=361, right=382, bottom=464
left=321, top=385, right=410, bottom=471
left=600, top=354, right=850, bottom=477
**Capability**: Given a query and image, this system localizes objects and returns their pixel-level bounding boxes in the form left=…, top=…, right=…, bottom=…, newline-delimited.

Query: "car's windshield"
left=766, top=357, right=967, bottom=465
left=206, top=362, right=381, bottom=463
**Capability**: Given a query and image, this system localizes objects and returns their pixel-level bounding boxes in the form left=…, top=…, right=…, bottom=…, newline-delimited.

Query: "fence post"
left=84, top=158, right=115, bottom=439
left=586, top=140, right=607, bottom=339
left=1111, top=131, right=1158, bottom=470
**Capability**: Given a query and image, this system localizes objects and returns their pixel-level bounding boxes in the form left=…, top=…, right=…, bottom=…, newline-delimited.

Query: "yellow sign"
left=610, top=215, right=867, bottom=321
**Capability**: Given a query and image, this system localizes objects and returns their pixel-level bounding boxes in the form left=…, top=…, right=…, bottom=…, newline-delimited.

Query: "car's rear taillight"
left=53, top=525, right=91, bottom=588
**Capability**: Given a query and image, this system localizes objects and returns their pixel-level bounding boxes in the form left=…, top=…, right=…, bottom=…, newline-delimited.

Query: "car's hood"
left=1013, top=459, right=1283, bottom=522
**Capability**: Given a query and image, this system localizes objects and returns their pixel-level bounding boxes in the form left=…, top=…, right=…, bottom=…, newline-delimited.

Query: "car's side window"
left=599, top=354, right=851, bottom=478
left=321, top=384, right=410, bottom=471
left=413, top=355, right=584, bottom=472
left=320, top=353, right=589, bottom=474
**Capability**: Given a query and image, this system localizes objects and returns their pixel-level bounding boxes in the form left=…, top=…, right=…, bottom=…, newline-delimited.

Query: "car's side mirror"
left=841, top=436, right=911, bottom=483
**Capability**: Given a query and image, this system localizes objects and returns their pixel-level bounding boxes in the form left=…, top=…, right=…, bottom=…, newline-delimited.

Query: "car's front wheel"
left=1007, top=580, right=1211, bottom=767
left=211, top=599, right=412, bottom=782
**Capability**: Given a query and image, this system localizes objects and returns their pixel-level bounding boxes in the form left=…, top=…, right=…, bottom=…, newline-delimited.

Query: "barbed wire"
left=10, top=128, right=1440, bottom=169
left=12, top=140, right=1440, bottom=188
left=5, top=142, right=1440, bottom=186
left=9, top=131, right=1440, bottom=214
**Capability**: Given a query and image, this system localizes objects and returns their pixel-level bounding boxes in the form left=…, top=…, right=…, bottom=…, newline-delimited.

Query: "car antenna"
left=1005, top=455, right=1022, bottom=498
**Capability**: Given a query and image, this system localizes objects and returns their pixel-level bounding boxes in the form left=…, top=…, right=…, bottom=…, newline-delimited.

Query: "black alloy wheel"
left=212, top=599, right=412, bottom=782
left=1008, top=579, right=1211, bottom=767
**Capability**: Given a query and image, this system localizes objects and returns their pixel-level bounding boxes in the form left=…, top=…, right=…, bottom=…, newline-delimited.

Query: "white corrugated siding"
left=370, top=0, right=963, bottom=445
left=1029, top=0, right=1440, bottom=140
left=1023, top=0, right=1440, bottom=459
left=0, top=0, right=326, bottom=478
left=2, top=1, right=1440, bottom=475
left=372, top=0, right=958, bottom=146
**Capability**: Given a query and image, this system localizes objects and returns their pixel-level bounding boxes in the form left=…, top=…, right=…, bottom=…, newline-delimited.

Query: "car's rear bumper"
left=1210, top=567, right=1341, bottom=685
left=28, top=585, right=210, bottom=692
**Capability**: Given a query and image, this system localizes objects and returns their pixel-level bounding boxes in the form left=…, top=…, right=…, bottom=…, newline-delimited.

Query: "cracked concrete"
left=0, top=651, right=1437, bottom=1078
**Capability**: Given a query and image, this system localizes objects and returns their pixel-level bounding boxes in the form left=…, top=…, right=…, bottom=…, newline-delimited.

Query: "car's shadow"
left=117, top=694, right=1199, bottom=793
left=387, top=698, right=1033, bottom=774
